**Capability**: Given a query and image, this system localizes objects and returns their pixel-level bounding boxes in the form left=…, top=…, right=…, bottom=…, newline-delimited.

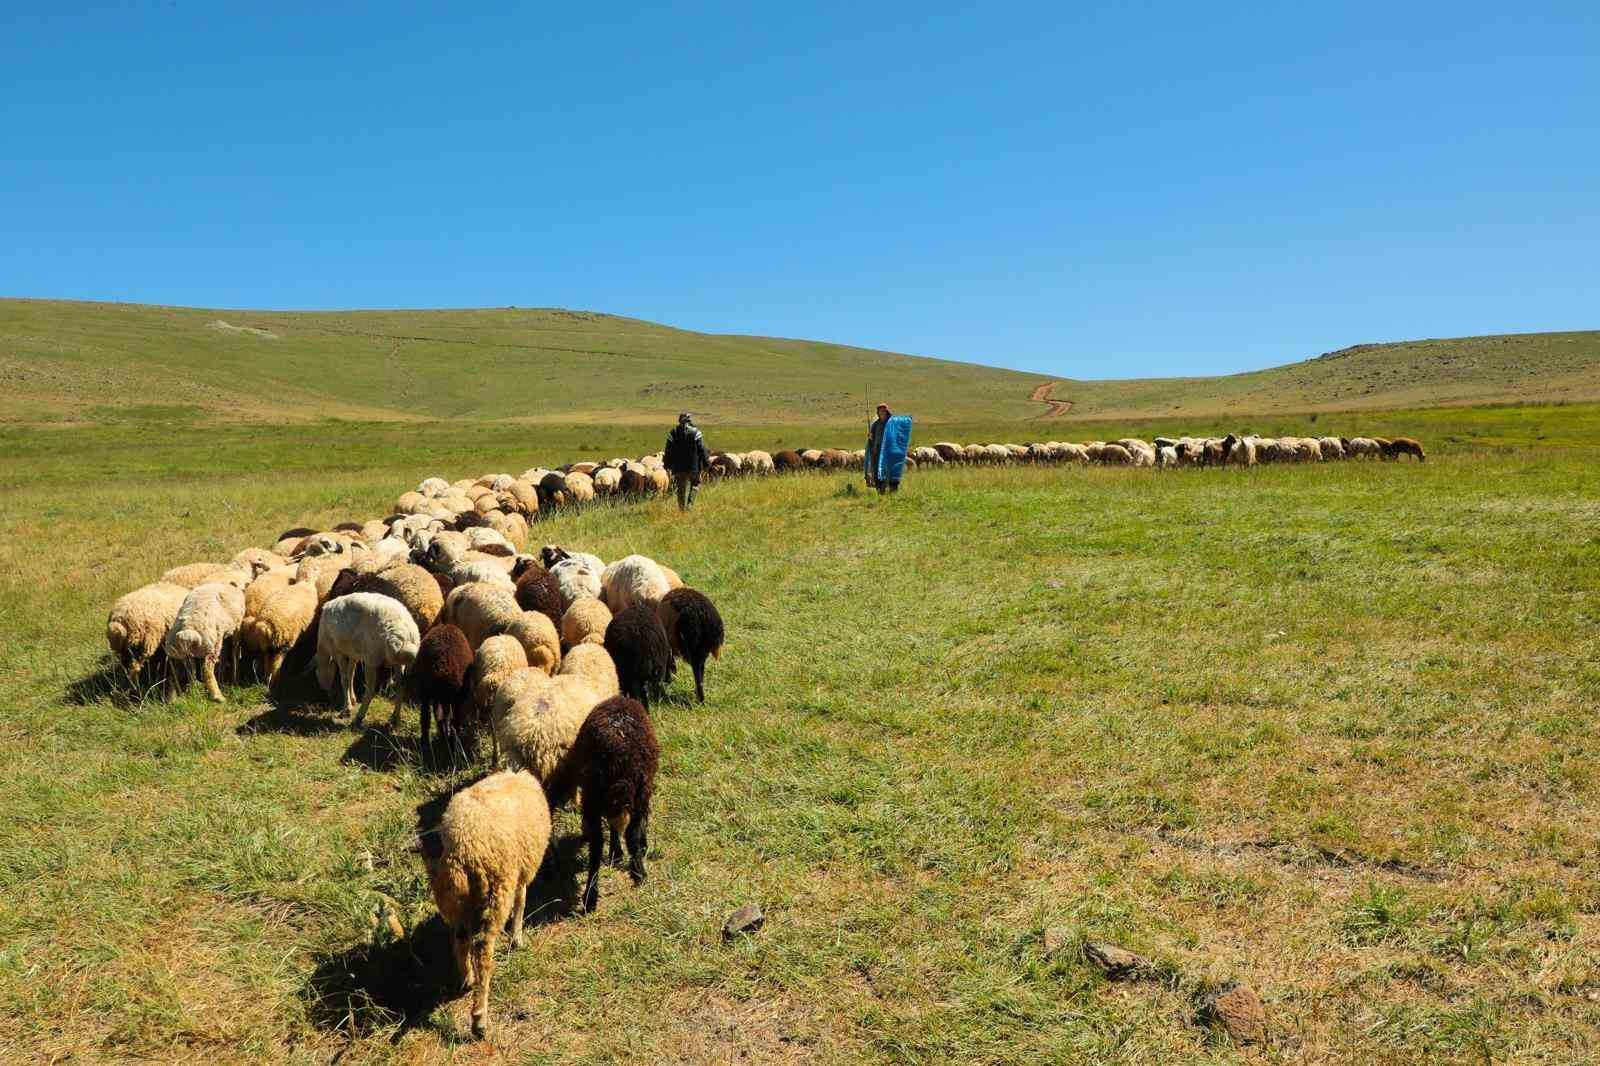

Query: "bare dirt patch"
left=1029, top=380, right=1072, bottom=416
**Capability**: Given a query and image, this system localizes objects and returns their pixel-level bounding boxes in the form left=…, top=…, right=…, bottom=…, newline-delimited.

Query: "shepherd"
left=663, top=411, right=711, bottom=511
left=864, top=403, right=912, bottom=495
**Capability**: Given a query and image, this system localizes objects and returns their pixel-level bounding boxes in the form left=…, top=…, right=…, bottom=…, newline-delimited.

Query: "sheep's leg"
left=229, top=637, right=239, bottom=686
left=352, top=657, right=380, bottom=728
left=626, top=807, right=649, bottom=883
left=508, top=880, right=528, bottom=949
left=201, top=657, right=224, bottom=703
left=453, top=921, right=475, bottom=991
left=607, top=814, right=626, bottom=866
left=692, top=656, right=707, bottom=703
left=266, top=650, right=285, bottom=686
left=469, top=907, right=503, bottom=1039
left=343, top=659, right=360, bottom=721
left=582, top=805, right=605, bottom=913
left=419, top=701, right=431, bottom=750
left=387, top=679, right=406, bottom=731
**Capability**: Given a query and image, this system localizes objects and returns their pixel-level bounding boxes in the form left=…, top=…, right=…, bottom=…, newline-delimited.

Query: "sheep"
left=315, top=592, right=421, bottom=728
left=656, top=587, right=724, bottom=703
left=773, top=449, right=803, bottom=472
left=514, top=565, right=564, bottom=629
left=418, top=769, right=551, bottom=1040
left=1342, top=436, right=1381, bottom=459
left=543, top=695, right=659, bottom=913
left=561, top=596, right=612, bottom=649
left=441, top=582, right=522, bottom=650
left=240, top=581, right=319, bottom=684
left=505, top=610, right=561, bottom=676
left=409, top=624, right=474, bottom=749
left=599, top=554, right=671, bottom=614
left=591, top=467, right=622, bottom=495
left=563, top=470, right=596, bottom=504
left=470, top=634, right=530, bottom=747
left=550, top=556, right=603, bottom=611
left=1155, top=444, right=1178, bottom=469
left=604, top=603, right=674, bottom=709
left=1220, top=433, right=1257, bottom=467
left=417, top=476, right=451, bottom=498
left=493, top=643, right=620, bottom=786
left=744, top=450, right=775, bottom=475
left=295, top=554, right=350, bottom=602
left=230, top=548, right=286, bottom=576
left=164, top=581, right=247, bottom=702
left=933, top=442, right=963, bottom=463
left=1381, top=436, right=1426, bottom=462
left=448, top=560, right=517, bottom=592
left=160, top=562, right=230, bottom=589
left=353, top=562, right=445, bottom=634
left=106, top=581, right=189, bottom=688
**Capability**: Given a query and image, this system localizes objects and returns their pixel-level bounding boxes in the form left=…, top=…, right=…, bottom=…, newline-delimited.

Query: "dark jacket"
left=664, top=422, right=710, bottom=478
left=865, top=416, right=888, bottom=483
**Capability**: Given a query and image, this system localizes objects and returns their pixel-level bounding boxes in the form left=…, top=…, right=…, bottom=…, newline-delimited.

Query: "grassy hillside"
left=0, top=299, right=1049, bottom=426
left=2, top=411, right=1596, bottom=1063
left=3, top=299, right=1596, bottom=427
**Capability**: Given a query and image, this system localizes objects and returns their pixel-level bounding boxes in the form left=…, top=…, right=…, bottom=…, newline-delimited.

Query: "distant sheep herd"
left=100, top=425, right=1423, bottom=1037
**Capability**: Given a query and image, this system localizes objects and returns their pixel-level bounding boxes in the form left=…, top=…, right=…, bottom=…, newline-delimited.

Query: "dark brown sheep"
left=656, top=587, right=724, bottom=703
left=1381, top=436, right=1426, bottom=462
left=773, top=449, right=804, bottom=472
left=546, top=695, right=659, bottom=913
left=409, top=624, right=474, bottom=748
left=515, top=566, right=563, bottom=629
left=604, top=603, right=674, bottom=709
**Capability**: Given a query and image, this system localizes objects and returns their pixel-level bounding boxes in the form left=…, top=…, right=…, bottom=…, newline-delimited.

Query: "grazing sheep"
left=604, top=603, right=674, bottom=708
left=514, top=566, right=564, bottom=629
left=106, top=581, right=189, bottom=688
left=773, top=449, right=803, bottom=472
left=315, top=592, right=421, bottom=727
left=1220, top=433, right=1257, bottom=467
left=544, top=695, right=659, bottom=913
left=409, top=624, right=474, bottom=749
left=164, top=582, right=247, bottom=702
left=505, top=611, right=561, bottom=676
left=240, top=581, right=319, bottom=684
left=470, top=634, right=530, bottom=746
left=561, top=596, right=613, bottom=649
left=354, top=563, right=445, bottom=634
left=599, top=554, right=671, bottom=614
left=1317, top=436, right=1346, bottom=460
left=418, top=770, right=551, bottom=1040
left=590, top=467, right=621, bottom=495
left=656, top=587, right=724, bottom=703
left=1342, top=436, right=1382, bottom=459
left=1381, top=436, right=1426, bottom=462
left=230, top=548, right=287, bottom=576
left=743, top=450, right=775, bottom=475
left=441, top=582, right=522, bottom=650
left=550, top=557, right=603, bottom=611
left=161, top=562, right=230, bottom=589
left=295, top=554, right=350, bottom=602
left=493, top=643, right=620, bottom=786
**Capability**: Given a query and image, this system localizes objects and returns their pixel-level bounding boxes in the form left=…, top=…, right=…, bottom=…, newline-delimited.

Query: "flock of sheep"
left=99, top=425, right=1423, bottom=1038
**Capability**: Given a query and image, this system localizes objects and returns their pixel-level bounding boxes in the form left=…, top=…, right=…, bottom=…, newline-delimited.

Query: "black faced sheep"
left=656, top=587, right=724, bottom=703
left=603, top=603, right=674, bottom=709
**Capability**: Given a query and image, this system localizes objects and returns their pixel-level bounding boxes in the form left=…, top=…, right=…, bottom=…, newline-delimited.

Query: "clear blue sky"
left=3, top=1, right=1596, bottom=378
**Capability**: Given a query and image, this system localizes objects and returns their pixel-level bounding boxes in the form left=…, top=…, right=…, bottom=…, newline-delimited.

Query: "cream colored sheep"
left=315, top=592, right=421, bottom=727
left=600, top=554, right=670, bottom=614
left=420, top=769, right=551, bottom=1040
left=560, top=596, right=612, bottom=649
left=493, top=643, right=619, bottom=785
left=240, top=581, right=318, bottom=683
left=505, top=611, right=561, bottom=676
left=442, top=582, right=522, bottom=649
left=106, top=581, right=189, bottom=687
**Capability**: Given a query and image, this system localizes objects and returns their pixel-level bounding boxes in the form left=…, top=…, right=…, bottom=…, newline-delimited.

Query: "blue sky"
left=3, top=1, right=1596, bottom=378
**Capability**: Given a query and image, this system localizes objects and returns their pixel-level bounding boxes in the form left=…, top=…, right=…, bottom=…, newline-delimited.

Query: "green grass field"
left=1, top=402, right=1597, bottom=1063
left=3, top=298, right=1597, bottom=426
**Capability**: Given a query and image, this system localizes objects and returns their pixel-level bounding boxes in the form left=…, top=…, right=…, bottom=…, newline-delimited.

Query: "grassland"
left=1, top=403, right=1597, bottom=1063
left=3, top=298, right=1597, bottom=427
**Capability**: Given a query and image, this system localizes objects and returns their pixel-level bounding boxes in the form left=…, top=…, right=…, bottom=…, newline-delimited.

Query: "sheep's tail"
left=170, top=628, right=207, bottom=660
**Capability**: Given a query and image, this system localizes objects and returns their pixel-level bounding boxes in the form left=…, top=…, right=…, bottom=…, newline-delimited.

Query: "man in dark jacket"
left=663, top=412, right=711, bottom=511
left=865, top=403, right=898, bottom=494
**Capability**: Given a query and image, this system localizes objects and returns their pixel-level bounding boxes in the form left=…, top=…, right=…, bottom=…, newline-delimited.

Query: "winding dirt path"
left=1029, top=380, right=1072, bottom=417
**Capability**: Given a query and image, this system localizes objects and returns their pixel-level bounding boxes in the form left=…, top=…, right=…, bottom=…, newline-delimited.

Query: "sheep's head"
left=540, top=545, right=571, bottom=569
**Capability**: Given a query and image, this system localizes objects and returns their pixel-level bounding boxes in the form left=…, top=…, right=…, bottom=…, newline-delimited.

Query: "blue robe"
left=866, top=415, right=912, bottom=483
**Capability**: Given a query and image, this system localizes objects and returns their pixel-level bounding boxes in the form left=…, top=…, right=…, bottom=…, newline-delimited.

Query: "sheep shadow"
left=304, top=912, right=460, bottom=1041
left=64, top=659, right=144, bottom=708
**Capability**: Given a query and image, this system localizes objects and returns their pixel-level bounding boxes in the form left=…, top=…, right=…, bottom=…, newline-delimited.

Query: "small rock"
left=1197, top=982, right=1267, bottom=1045
left=1042, top=926, right=1072, bottom=958
left=1084, top=940, right=1149, bottom=981
left=723, top=904, right=764, bottom=940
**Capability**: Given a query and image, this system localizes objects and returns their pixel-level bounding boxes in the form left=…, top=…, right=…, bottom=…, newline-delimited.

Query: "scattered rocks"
left=1196, top=981, right=1267, bottom=1045
left=723, top=903, right=765, bottom=940
left=1083, top=940, right=1150, bottom=981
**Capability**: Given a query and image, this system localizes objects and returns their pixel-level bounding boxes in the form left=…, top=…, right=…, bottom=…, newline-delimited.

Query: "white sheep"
left=164, top=581, right=247, bottom=702
left=599, top=554, right=671, bottom=614
left=419, top=769, right=551, bottom=1039
left=315, top=592, right=421, bottom=727
left=550, top=557, right=603, bottom=611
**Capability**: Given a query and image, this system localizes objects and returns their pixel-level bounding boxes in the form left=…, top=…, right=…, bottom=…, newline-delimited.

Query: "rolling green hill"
left=1, top=298, right=1595, bottom=426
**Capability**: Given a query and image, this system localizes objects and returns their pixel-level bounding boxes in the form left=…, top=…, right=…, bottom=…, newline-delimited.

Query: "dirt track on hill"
left=1029, top=381, right=1072, bottom=416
